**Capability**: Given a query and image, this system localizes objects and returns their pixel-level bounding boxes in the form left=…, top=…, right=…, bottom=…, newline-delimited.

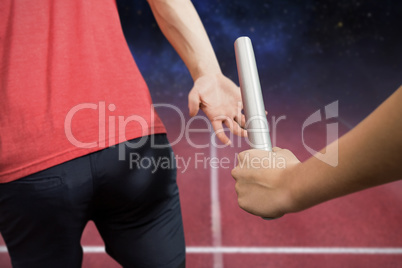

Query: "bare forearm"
left=290, top=87, right=402, bottom=212
left=147, top=0, right=245, bottom=144
left=147, top=0, right=221, bottom=80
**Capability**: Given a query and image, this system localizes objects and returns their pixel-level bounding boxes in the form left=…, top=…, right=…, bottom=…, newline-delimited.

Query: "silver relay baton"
left=235, top=36, right=272, bottom=151
left=234, top=36, right=278, bottom=220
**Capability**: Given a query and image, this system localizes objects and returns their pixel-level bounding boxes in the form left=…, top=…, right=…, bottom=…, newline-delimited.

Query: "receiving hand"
left=231, top=147, right=301, bottom=218
left=188, top=73, right=247, bottom=145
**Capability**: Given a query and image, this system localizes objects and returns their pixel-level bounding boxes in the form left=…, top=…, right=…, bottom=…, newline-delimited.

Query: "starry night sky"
left=116, top=0, right=402, bottom=139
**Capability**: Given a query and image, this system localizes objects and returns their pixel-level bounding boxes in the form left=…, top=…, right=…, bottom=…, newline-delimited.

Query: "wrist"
left=191, top=62, right=222, bottom=81
left=283, top=163, right=306, bottom=214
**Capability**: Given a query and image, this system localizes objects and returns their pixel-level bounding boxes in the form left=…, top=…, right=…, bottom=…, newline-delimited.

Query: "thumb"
left=188, top=88, right=201, bottom=117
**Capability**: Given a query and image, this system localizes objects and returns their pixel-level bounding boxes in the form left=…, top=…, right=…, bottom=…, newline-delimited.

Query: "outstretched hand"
left=231, top=147, right=301, bottom=218
left=188, top=73, right=247, bottom=145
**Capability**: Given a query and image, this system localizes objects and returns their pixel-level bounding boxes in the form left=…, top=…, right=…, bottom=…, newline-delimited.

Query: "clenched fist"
left=231, top=147, right=301, bottom=218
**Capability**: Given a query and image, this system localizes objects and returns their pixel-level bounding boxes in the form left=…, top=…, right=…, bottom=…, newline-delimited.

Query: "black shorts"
left=0, top=134, right=185, bottom=268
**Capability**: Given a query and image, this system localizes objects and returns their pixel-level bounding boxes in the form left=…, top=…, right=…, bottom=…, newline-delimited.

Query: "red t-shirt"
left=0, top=0, right=166, bottom=183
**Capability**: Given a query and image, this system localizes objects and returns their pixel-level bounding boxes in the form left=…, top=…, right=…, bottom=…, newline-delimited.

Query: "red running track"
left=1, top=111, right=402, bottom=267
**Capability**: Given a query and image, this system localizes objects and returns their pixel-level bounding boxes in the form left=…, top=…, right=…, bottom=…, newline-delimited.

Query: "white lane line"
left=1, top=246, right=402, bottom=254
left=185, top=247, right=402, bottom=254
left=210, top=138, right=223, bottom=268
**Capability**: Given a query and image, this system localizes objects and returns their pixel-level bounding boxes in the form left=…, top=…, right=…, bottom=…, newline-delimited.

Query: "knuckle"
left=238, top=197, right=246, bottom=210
left=234, top=182, right=240, bottom=194
left=231, top=168, right=238, bottom=178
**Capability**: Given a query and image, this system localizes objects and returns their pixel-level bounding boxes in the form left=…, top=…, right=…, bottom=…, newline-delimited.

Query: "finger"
left=231, top=168, right=239, bottom=181
left=211, top=120, right=231, bottom=145
left=224, top=119, right=247, bottom=137
left=234, top=114, right=246, bottom=129
left=236, top=153, right=242, bottom=166
left=188, top=88, right=200, bottom=117
left=234, top=181, right=241, bottom=195
left=238, top=150, right=247, bottom=160
left=272, top=147, right=282, bottom=152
